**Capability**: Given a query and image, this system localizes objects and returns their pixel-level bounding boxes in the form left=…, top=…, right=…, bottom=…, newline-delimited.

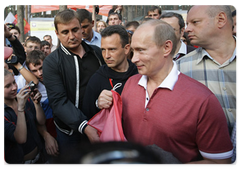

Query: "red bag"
left=87, top=89, right=127, bottom=142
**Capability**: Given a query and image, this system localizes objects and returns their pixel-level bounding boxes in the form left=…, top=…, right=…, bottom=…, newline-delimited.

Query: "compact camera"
left=28, top=81, right=37, bottom=92
left=6, top=23, right=15, bottom=29
left=6, top=55, right=18, bottom=64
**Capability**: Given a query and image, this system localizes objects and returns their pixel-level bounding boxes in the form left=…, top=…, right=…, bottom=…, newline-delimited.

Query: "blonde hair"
left=4, top=68, right=13, bottom=77
left=97, top=20, right=107, bottom=28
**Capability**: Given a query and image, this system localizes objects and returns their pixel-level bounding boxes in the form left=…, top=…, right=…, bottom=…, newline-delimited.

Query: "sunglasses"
left=126, top=30, right=133, bottom=35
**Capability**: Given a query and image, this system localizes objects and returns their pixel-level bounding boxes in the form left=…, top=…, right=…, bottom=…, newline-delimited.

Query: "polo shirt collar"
left=196, top=36, right=236, bottom=65
left=138, top=61, right=180, bottom=91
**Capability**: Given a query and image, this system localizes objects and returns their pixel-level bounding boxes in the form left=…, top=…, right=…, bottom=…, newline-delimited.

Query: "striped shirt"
left=176, top=47, right=236, bottom=132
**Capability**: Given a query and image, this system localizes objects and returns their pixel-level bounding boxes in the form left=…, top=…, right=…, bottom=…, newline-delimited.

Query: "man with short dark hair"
left=160, top=12, right=196, bottom=60
left=43, top=9, right=105, bottom=162
left=76, top=9, right=101, bottom=47
left=147, top=6, right=162, bottom=19
left=40, top=40, right=51, bottom=57
left=82, top=25, right=138, bottom=120
left=108, top=12, right=122, bottom=26
left=24, top=36, right=41, bottom=57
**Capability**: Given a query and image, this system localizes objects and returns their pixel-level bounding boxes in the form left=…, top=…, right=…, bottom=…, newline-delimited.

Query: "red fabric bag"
left=87, top=89, right=127, bottom=142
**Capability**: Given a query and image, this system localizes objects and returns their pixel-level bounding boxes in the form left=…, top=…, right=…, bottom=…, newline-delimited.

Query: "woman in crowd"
left=4, top=68, right=47, bottom=163
left=96, top=20, right=107, bottom=33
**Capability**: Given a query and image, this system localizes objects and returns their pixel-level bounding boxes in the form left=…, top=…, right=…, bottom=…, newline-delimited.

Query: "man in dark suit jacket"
left=160, top=12, right=196, bottom=60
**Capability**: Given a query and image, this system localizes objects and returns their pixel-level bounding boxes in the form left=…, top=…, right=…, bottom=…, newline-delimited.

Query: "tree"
left=17, top=5, right=24, bottom=42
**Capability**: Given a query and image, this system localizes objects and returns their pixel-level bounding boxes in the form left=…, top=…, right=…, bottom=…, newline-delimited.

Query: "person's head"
left=9, top=25, right=21, bottom=40
left=54, top=9, right=82, bottom=51
left=148, top=6, right=162, bottom=19
left=76, top=9, right=94, bottom=42
left=141, top=17, right=154, bottom=24
left=232, top=10, right=236, bottom=36
left=43, top=35, right=53, bottom=46
left=108, top=13, right=122, bottom=26
left=97, top=20, right=107, bottom=33
left=2, top=46, right=13, bottom=69
left=4, top=68, right=17, bottom=101
left=125, top=21, right=140, bottom=33
left=125, top=21, right=140, bottom=45
left=26, top=50, right=45, bottom=83
left=181, top=32, right=191, bottom=46
left=25, top=36, right=30, bottom=42
left=186, top=5, right=233, bottom=48
left=160, top=12, right=185, bottom=42
left=40, top=40, right=51, bottom=56
left=24, top=36, right=41, bottom=56
left=131, top=20, right=177, bottom=77
left=100, top=25, right=130, bottom=72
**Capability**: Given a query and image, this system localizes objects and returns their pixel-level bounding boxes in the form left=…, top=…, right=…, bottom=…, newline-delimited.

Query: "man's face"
left=55, top=18, right=82, bottom=50
left=43, top=36, right=52, bottom=45
left=161, top=17, right=183, bottom=41
left=185, top=6, right=215, bottom=47
left=148, top=9, right=161, bottom=19
left=10, top=29, right=20, bottom=39
left=233, top=15, right=237, bottom=37
left=108, top=14, right=121, bottom=26
left=25, top=42, right=41, bottom=56
left=131, top=25, right=166, bottom=77
left=28, top=60, right=44, bottom=83
left=41, top=45, right=51, bottom=56
left=101, top=33, right=130, bottom=72
left=81, top=19, right=94, bottom=42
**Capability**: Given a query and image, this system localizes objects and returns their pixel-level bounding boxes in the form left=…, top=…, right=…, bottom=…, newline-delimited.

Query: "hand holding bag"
left=87, top=86, right=127, bottom=142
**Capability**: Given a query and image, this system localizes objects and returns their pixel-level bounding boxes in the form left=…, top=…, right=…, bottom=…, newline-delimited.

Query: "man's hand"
left=4, top=24, right=11, bottom=38
left=97, top=90, right=113, bottom=109
left=44, top=133, right=59, bottom=157
left=84, top=125, right=100, bottom=143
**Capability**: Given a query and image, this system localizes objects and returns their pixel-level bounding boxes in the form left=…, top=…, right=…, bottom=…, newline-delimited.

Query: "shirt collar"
left=83, top=30, right=101, bottom=43
left=138, top=61, right=180, bottom=91
left=196, top=36, right=236, bottom=65
left=174, top=40, right=187, bottom=59
left=230, top=47, right=236, bottom=62
left=60, top=41, right=91, bottom=56
left=178, top=40, right=187, bottom=55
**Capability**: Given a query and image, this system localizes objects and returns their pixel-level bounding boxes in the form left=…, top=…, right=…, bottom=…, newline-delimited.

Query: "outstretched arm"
left=37, top=124, right=59, bottom=156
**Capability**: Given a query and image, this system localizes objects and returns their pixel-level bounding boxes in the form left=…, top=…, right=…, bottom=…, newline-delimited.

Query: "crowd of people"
left=4, top=5, right=236, bottom=164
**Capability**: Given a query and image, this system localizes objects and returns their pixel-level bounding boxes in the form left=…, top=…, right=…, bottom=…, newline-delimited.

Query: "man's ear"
left=216, top=12, right=228, bottom=29
left=163, top=40, right=173, bottom=58
left=55, top=29, right=59, bottom=36
left=124, top=44, right=131, bottom=55
left=180, top=27, right=185, bottom=38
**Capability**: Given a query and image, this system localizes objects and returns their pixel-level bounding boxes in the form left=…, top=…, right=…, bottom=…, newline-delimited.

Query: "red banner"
left=13, top=14, right=30, bottom=34
left=31, top=3, right=112, bottom=16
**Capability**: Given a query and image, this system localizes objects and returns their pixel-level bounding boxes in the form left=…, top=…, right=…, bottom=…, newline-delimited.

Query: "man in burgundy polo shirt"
left=121, top=20, right=233, bottom=163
